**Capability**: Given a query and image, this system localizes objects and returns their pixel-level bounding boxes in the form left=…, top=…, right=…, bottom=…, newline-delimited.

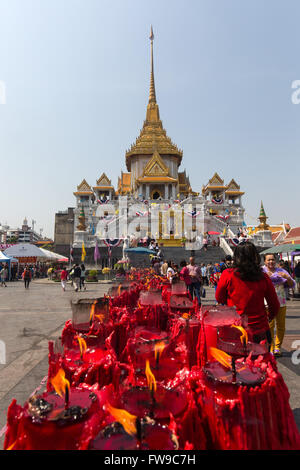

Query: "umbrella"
left=124, top=247, right=156, bottom=254
left=260, top=244, right=300, bottom=255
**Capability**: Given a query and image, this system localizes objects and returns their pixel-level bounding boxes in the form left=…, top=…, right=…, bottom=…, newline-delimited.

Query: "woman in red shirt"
left=215, top=242, right=280, bottom=344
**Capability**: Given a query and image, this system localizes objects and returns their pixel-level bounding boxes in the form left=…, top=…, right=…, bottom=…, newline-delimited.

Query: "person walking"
left=80, top=264, right=86, bottom=291
left=262, top=253, right=295, bottom=356
left=73, top=264, right=81, bottom=292
left=60, top=266, right=68, bottom=292
left=22, top=265, right=32, bottom=289
left=186, top=257, right=203, bottom=306
left=216, top=242, right=279, bottom=345
left=0, top=264, right=8, bottom=287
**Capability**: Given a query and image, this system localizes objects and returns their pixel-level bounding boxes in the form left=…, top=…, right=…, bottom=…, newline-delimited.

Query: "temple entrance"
left=152, top=190, right=162, bottom=200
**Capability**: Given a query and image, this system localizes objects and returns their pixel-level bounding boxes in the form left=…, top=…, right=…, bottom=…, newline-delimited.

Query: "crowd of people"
left=59, top=264, right=87, bottom=292
left=154, top=243, right=298, bottom=358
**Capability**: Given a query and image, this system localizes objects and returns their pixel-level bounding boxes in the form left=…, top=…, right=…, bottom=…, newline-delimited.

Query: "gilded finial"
left=149, top=25, right=156, bottom=104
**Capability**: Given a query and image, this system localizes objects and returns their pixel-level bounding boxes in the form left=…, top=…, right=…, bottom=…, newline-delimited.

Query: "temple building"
left=54, top=28, right=274, bottom=261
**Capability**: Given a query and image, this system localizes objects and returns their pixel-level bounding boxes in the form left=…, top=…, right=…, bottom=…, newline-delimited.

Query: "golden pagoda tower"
left=117, top=26, right=192, bottom=200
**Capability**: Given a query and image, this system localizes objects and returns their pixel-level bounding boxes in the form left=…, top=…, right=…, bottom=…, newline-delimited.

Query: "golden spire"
left=146, top=26, right=160, bottom=122
left=149, top=25, right=156, bottom=104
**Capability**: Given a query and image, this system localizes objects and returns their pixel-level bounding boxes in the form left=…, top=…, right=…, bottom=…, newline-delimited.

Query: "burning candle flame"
left=76, top=335, right=87, bottom=358
left=89, top=300, right=98, bottom=324
left=106, top=403, right=137, bottom=436
left=154, top=341, right=166, bottom=362
left=94, top=313, right=105, bottom=323
left=118, top=284, right=122, bottom=296
left=182, top=312, right=191, bottom=319
left=210, top=347, right=232, bottom=370
left=231, top=325, right=248, bottom=345
left=145, top=359, right=157, bottom=392
left=51, top=368, right=70, bottom=398
left=6, top=440, right=17, bottom=450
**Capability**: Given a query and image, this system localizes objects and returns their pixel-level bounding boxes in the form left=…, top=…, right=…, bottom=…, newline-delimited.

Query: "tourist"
left=295, top=260, right=300, bottom=293
left=203, top=235, right=208, bottom=251
left=262, top=253, right=295, bottom=356
left=73, top=264, right=82, bottom=292
left=201, top=264, right=208, bottom=286
left=211, top=264, right=221, bottom=290
left=167, top=261, right=175, bottom=283
left=0, top=264, right=8, bottom=287
left=160, top=260, right=168, bottom=277
left=279, top=260, right=291, bottom=300
left=216, top=242, right=279, bottom=345
left=60, top=266, right=68, bottom=292
left=186, top=257, right=203, bottom=306
left=221, top=255, right=233, bottom=272
left=80, top=264, right=86, bottom=291
left=207, top=262, right=214, bottom=286
left=22, top=265, right=32, bottom=289
left=179, top=260, right=191, bottom=291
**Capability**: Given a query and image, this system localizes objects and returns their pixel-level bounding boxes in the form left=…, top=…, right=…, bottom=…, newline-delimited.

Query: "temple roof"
left=73, top=179, right=94, bottom=196
left=93, top=173, right=114, bottom=190
left=125, top=28, right=182, bottom=170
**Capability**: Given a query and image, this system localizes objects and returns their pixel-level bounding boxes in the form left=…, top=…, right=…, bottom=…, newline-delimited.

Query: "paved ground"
left=0, top=280, right=299, bottom=448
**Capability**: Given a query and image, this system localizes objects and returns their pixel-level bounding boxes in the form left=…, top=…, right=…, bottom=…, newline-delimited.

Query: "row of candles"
left=4, top=270, right=300, bottom=450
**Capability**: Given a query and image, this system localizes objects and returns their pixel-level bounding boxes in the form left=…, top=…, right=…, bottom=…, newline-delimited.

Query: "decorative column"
left=164, top=184, right=168, bottom=199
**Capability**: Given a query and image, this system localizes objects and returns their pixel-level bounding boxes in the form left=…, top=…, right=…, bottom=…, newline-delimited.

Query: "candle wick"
left=65, top=386, right=69, bottom=409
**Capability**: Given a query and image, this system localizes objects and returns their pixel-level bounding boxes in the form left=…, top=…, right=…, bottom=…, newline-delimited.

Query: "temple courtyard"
left=0, top=279, right=299, bottom=448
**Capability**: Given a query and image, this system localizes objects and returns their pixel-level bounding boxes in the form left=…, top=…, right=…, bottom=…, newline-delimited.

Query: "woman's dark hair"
left=263, top=253, right=275, bottom=261
left=233, top=242, right=263, bottom=282
left=180, top=260, right=187, bottom=268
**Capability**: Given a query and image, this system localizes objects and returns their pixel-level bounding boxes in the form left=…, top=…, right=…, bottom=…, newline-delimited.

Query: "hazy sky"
left=0, top=0, right=300, bottom=238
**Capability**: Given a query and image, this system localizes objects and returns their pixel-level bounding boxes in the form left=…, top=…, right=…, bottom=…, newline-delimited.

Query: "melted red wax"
left=120, top=384, right=188, bottom=420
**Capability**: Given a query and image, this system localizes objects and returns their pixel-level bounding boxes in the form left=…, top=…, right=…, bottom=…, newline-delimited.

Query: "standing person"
left=207, top=262, right=214, bottom=286
left=295, top=260, right=300, bottom=294
left=180, top=260, right=192, bottom=292
left=203, top=235, right=208, bottom=251
left=216, top=242, right=280, bottom=345
left=60, top=266, right=68, bottom=292
left=263, top=254, right=295, bottom=356
left=160, top=260, right=168, bottom=277
left=220, top=255, right=233, bottom=273
left=186, top=257, right=203, bottom=306
left=0, top=264, right=8, bottom=287
left=80, top=264, right=86, bottom=291
left=166, top=261, right=175, bottom=283
left=22, top=265, right=32, bottom=289
left=73, top=264, right=81, bottom=292
left=201, top=264, right=208, bottom=286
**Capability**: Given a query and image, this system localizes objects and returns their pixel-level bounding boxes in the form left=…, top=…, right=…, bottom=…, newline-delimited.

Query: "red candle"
left=4, top=388, right=102, bottom=450
left=119, top=384, right=188, bottom=420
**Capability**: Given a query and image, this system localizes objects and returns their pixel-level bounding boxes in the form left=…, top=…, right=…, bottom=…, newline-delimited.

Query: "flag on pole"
left=81, top=242, right=86, bottom=262
left=94, top=239, right=100, bottom=263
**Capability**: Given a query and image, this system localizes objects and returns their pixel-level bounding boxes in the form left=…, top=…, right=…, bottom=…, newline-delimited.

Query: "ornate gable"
left=143, top=150, right=169, bottom=177
left=226, top=179, right=240, bottom=191
left=74, top=179, right=93, bottom=195
left=95, top=173, right=113, bottom=188
left=208, top=173, right=224, bottom=187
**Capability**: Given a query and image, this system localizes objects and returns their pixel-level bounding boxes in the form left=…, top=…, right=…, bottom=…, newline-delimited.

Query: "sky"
left=0, top=0, right=300, bottom=238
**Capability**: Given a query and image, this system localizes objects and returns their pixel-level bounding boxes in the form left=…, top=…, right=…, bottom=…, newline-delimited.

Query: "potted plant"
left=87, top=269, right=98, bottom=282
left=102, top=267, right=111, bottom=281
